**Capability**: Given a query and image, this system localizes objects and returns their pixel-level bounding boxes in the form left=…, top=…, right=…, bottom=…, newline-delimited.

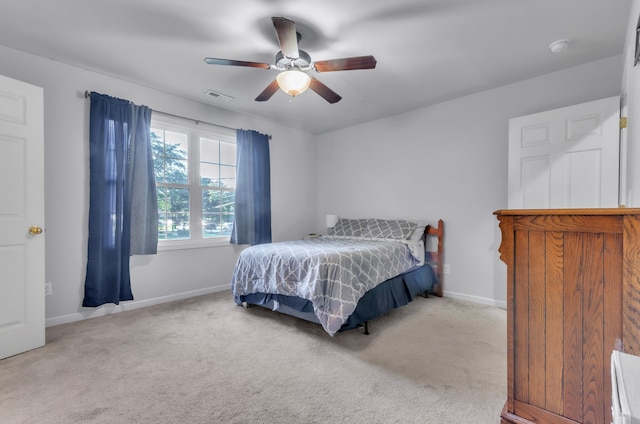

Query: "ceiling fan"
left=204, top=17, right=377, bottom=104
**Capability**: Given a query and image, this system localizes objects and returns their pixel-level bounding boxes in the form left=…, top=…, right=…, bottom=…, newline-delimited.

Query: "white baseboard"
left=46, top=286, right=506, bottom=327
left=443, top=290, right=507, bottom=309
left=45, top=285, right=229, bottom=328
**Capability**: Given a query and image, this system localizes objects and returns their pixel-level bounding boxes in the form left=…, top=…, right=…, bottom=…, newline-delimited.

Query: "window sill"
left=157, top=237, right=232, bottom=251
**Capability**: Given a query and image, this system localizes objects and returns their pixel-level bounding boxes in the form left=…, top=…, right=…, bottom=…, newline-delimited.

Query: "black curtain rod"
left=83, top=91, right=271, bottom=139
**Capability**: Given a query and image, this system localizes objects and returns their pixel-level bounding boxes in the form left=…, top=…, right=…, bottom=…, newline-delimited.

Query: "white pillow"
left=409, top=225, right=427, bottom=241
left=406, top=219, right=430, bottom=240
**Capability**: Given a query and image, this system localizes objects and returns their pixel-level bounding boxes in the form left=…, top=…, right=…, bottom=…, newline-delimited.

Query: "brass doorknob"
left=28, top=226, right=43, bottom=235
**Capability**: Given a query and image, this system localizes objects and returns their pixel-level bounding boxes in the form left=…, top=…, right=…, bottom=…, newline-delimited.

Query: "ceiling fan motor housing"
left=275, top=50, right=311, bottom=69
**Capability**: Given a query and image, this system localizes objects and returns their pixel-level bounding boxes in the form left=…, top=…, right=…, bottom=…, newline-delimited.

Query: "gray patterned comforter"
left=231, top=236, right=424, bottom=336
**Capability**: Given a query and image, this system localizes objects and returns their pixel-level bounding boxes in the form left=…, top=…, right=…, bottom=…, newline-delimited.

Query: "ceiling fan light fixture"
left=204, top=17, right=375, bottom=103
left=276, top=70, right=311, bottom=97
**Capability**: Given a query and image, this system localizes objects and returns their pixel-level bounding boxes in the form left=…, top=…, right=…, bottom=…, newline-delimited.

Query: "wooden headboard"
left=425, top=219, right=444, bottom=297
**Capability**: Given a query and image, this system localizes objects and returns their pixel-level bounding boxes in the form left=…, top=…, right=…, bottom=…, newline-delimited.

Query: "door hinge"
left=620, top=117, right=628, bottom=129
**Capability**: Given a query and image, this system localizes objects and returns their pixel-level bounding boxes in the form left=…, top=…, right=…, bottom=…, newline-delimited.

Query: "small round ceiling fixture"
left=549, top=39, right=571, bottom=53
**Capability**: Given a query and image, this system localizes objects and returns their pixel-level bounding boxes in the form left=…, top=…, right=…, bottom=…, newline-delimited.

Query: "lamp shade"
left=276, top=70, right=311, bottom=97
left=326, top=214, right=339, bottom=229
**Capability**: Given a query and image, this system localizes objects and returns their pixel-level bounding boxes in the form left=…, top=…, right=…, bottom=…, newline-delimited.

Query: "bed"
left=231, top=218, right=444, bottom=336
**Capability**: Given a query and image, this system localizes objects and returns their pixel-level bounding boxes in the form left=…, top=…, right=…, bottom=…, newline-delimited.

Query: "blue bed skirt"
left=234, top=263, right=436, bottom=332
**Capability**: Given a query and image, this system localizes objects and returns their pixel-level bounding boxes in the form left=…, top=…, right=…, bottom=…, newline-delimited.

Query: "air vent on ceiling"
left=204, top=90, right=234, bottom=102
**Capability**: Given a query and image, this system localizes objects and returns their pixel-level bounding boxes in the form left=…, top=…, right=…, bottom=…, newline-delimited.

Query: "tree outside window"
left=151, top=118, right=236, bottom=244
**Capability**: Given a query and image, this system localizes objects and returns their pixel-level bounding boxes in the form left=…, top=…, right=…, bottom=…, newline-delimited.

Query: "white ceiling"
left=0, top=0, right=632, bottom=134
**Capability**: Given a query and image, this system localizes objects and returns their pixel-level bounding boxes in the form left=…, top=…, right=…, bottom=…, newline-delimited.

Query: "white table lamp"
left=326, top=214, right=339, bottom=233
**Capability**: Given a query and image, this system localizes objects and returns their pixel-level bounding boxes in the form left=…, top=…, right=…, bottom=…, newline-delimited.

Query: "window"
left=151, top=115, right=236, bottom=248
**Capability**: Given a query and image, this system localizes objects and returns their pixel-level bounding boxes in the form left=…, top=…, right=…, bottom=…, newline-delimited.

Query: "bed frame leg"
left=363, top=321, right=369, bottom=335
left=423, top=291, right=429, bottom=298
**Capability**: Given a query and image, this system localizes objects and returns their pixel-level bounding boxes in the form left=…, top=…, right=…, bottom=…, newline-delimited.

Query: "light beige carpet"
left=0, top=292, right=506, bottom=424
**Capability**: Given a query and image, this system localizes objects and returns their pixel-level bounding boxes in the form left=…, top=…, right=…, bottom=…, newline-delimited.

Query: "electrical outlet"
left=443, top=264, right=450, bottom=275
left=45, top=282, right=52, bottom=296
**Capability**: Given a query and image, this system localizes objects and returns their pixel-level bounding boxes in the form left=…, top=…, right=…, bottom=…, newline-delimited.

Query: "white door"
left=0, top=75, right=45, bottom=359
left=508, top=96, right=620, bottom=209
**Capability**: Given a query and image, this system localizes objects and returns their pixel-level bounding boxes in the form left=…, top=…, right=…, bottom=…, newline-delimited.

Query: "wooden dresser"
left=494, top=209, right=640, bottom=424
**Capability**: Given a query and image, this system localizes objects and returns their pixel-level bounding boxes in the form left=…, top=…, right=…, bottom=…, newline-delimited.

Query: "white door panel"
left=564, top=149, right=602, bottom=208
left=508, top=96, right=620, bottom=209
left=0, top=74, right=45, bottom=359
left=521, top=155, right=550, bottom=209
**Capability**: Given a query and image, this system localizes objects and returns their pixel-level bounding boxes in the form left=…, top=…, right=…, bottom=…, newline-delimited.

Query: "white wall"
left=0, top=42, right=626, bottom=323
left=316, top=55, right=624, bottom=307
left=622, top=0, right=640, bottom=206
left=0, top=45, right=318, bottom=325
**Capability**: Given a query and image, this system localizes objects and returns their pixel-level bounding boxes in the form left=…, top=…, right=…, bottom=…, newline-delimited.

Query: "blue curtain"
left=231, top=129, right=272, bottom=245
left=128, top=105, right=159, bottom=255
left=83, top=92, right=158, bottom=307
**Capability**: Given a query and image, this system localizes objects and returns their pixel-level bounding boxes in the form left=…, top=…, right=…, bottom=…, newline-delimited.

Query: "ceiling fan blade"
left=309, top=78, right=342, bottom=104
left=255, top=80, right=280, bottom=102
left=314, top=55, right=377, bottom=72
left=271, top=17, right=299, bottom=59
left=204, top=57, right=271, bottom=69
